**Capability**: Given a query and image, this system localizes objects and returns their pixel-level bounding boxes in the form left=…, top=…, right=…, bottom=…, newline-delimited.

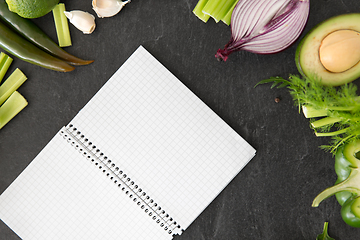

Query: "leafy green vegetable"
left=0, top=52, right=12, bottom=84
left=256, top=75, right=360, bottom=153
left=52, top=3, right=71, bottom=47
left=0, top=91, right=27, bottom=129
left=316, top=222, right=335, bottom=240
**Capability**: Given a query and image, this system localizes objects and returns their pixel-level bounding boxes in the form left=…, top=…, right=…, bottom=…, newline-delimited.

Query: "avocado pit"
left=319, top=29, right=360, bottom=73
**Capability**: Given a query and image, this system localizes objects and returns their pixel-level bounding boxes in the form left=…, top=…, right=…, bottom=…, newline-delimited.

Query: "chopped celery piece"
left=221, top=0, right=239, bottom=25
left=0, top=91, right=27, bottom=129
left=212, top=0, right=238, bottom=23
left=0, top=52, right=12, bottom=85
left=193, top=0, right=210, bottom=23
left=0, top=68, right=27, bottom=106
left=53, top=3, right=72, bottom=47
left=202, top=0, right=223, bottom=23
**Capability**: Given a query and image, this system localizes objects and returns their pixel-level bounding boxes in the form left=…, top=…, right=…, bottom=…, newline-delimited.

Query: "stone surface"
left=1, top=0, right=360, bottom=239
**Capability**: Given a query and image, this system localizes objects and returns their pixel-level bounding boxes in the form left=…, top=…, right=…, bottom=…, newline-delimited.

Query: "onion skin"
left=216, top=0, right=310, bottom=61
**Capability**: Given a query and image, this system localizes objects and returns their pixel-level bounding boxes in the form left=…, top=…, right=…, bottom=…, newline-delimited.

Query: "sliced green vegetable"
left=193, top=0, right=239, bottom=25
left=0, top=91, right=27, bottom=129
left=221, top=0, right=239, bottom=25
left=0, top=52, right=12, bottom=84
left=212, top=0, right=238, bottom=24
left=53, top=3, right=71, bottom=47
left=316, top=222, right=335, bottom=240
left=0, top=68, right=27, bottom=106
left=202, top=0, right=223, bottom=23
left=193, top=0, right=210, bottom=23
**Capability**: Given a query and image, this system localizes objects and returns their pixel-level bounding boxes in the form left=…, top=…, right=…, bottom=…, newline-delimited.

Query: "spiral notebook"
left=0, top=46, right=256, bottom=240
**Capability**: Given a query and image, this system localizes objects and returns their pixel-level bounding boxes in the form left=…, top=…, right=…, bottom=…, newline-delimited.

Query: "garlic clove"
left=64, top=10, right=96, bottom=34
left=92, top=0, right=130, bottom=18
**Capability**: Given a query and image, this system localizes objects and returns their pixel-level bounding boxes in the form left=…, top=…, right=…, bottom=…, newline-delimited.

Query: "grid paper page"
left=70, top=45, right=256, bottom=230
left=0, top=131, right=173, bottom=240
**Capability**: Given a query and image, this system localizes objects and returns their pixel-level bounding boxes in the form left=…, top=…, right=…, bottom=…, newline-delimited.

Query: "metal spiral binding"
left=59, top=124, right=182, bottom=236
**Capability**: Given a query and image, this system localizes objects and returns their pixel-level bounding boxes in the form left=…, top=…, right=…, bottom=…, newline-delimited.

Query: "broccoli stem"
left=312, top=168, right=360, bottom=207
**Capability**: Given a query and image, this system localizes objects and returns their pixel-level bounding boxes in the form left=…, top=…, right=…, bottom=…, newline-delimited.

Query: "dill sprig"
left=256, top=75, right=360, bottom=153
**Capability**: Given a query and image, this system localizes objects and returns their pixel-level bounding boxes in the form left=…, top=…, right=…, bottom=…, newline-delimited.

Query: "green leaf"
left=316, top=222, right=335, bottom=240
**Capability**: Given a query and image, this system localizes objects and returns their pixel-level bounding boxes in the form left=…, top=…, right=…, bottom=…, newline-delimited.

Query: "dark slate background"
left=1, top=0, right=360, bottom=239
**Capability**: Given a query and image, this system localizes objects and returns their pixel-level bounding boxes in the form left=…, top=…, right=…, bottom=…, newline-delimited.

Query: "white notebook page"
left=0, top=133, right=170, bottom=240
left=0, top=46, right=256, bottom=239
left=69, top=46, right=256, bottom=230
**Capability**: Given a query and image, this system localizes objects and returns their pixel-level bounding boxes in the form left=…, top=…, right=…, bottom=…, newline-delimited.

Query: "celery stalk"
left=53, top=3, right=72, bottom=47
left=221, top=0, right=239, bottom=25
left=0, top=91, right=27, bottom=129
left=193, top=0, right=210, bottom=23
left=0, top=68, right=27, bottom=106
left=202, top=0, right=223, bottom=23
left=210, top=0, right=238, bottom=23
left=0, top=52, right=12, bottom=85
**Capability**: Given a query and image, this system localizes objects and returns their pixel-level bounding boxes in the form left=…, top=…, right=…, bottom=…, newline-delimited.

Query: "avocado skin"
left=295, top=33, right=306, bottom=78
left=295, top=13, right=360, bottom=86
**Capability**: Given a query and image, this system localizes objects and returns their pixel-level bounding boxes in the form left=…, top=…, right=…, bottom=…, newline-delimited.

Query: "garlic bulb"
left=64, top=11, right=96, bottom=34
left=92, top=0, right=130, bottom=18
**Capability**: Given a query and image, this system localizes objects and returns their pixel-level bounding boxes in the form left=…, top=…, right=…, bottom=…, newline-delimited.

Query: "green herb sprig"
left=256, top=75, right=360, bottom=153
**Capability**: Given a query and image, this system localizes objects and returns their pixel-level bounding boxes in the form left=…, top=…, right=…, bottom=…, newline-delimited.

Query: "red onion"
left=215, top=0, right=310, bottom=61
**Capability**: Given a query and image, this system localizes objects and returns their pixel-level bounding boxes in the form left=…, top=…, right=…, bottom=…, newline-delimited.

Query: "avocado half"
left=295, top=13, right=360, bottom=86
